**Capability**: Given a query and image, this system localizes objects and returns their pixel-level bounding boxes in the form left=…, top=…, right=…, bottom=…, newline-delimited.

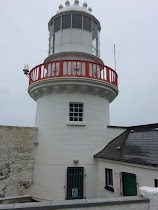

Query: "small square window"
left=155, top=179, right=158, bottom=187
left=105, top=168, right=114, bottom=192
left=69, top=103, right=83, bottom=122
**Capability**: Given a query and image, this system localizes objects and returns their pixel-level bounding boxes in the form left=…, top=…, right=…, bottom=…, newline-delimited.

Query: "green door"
left=122, top=172, right=137, bottom=196
left=66, top=167, right=84, bottom=200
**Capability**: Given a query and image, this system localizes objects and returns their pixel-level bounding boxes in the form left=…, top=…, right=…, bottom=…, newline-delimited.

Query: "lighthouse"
left=26, top=0, right=118, bottom=201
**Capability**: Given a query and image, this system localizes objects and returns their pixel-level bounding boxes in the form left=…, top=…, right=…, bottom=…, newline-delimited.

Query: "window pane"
left=106, top=168, right=113, bottom=187
left=92, top=34, right=98, bottom=56
left=92, top=20, right=98, bottom=37
left=72, top=14, right=82, bottom=29
left=83, top=16, right=91, bottom=32
left=92, top=47, right=96, bottom=56
left=50, top=23, right=54, bottom=37
left=62, top=14, right=71, bottom=29
left=109, top=169, right=113, bottom=186
left=92, top=35, right=97, bottom=49
left=50, top=34, right=55, bottom=47
left=54, top=16, right=61, bottom=32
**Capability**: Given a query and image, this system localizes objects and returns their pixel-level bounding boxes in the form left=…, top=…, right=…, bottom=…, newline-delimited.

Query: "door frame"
left=66, top=167, right=84, bottom=200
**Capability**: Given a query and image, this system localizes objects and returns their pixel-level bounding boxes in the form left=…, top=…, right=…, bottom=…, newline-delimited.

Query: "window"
left=92, top=35, right=97, bottom=49
left=69, top=103, right=83, bottom=122
left=49, top=23, right=54, bottom=37
left=92, top=20, right=98, bottom=37
left=54, top=16, right=61, bottom=32
left=50, top=34, right=55, bottom=55
left=105, top=168, right=114, bottom=192
left=155, top=179, right=158, bottom=187
left=83, top=16, right=91, bottom=32
left=92, top=35, right=98, bottom=56
left=72, top=14, right=82, bottom=29
left=62, top=14, right=71, bottom=29
left=92, top=21, right=99, bottom=56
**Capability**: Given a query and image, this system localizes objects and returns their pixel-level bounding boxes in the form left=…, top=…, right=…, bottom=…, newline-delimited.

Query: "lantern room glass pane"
left=50, top=22, right=54, bottom=37
left=92, top=35, right=97, bottom=49
left=92, top=34, right=98, bottom=56
left=54, top=16, right=61, bottom=32
left=62, top=14, right=71, bottom=29
left=92, top=20, right=98, bottom=37
left=92, top=48, right=96, bottom=56
left=83, top=16, right=91, bottom=32
left=72, top=14, right=82, bottom=29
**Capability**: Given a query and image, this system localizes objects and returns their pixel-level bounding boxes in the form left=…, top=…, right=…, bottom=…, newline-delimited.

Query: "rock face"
left=0, top=126, right=37, bottom=198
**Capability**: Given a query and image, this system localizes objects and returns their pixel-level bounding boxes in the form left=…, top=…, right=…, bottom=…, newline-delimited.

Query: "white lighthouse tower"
left=27, top=0, right=118, bottom=201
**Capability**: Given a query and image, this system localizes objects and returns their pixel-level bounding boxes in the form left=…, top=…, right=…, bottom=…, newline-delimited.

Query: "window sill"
left=104, top=186, right=114, bottom=192
left=66, top=121, right=86, bottom=126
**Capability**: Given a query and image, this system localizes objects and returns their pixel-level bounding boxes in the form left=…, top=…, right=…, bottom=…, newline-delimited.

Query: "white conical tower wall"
left=32, top=92, right=110, bottom=201
left=28, top=1, right=119, bottom=202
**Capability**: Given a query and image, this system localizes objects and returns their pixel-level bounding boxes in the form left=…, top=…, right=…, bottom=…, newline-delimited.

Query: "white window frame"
left=66, top=102, right=86, bottom=126
left=105, top=168, right=114, bottom=192
left=69, top=102, right=84, bottom=122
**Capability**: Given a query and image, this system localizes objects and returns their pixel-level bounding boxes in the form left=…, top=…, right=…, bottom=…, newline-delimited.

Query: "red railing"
left=29, top=60, right=118, bottom=88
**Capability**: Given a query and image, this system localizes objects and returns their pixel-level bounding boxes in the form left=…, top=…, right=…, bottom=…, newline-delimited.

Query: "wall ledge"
left=0, top=197, right=149, bottom=209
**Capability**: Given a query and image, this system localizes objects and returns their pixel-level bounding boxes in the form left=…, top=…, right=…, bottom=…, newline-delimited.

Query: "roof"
left=94, top=123, right=158, bottom=167
left=48, top=3, right=101, bottom=31
left=57, top=5, right=92, bottom=15
left=107, top=125, right=129, bottom=129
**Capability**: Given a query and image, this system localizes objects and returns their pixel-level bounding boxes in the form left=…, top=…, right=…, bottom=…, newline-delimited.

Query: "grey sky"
left=0, top=0, right=158, bottom=127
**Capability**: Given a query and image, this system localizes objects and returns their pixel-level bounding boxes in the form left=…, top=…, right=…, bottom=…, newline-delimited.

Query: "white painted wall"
left=140, top=186, right=158, bottom=210
left=32, top=93, right=110, bottom=201
left=97, top=160, right=158, bottom=198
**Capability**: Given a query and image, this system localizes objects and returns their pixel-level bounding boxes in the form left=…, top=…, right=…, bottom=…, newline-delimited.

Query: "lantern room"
left=48, top=0, right=101, bottom=57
